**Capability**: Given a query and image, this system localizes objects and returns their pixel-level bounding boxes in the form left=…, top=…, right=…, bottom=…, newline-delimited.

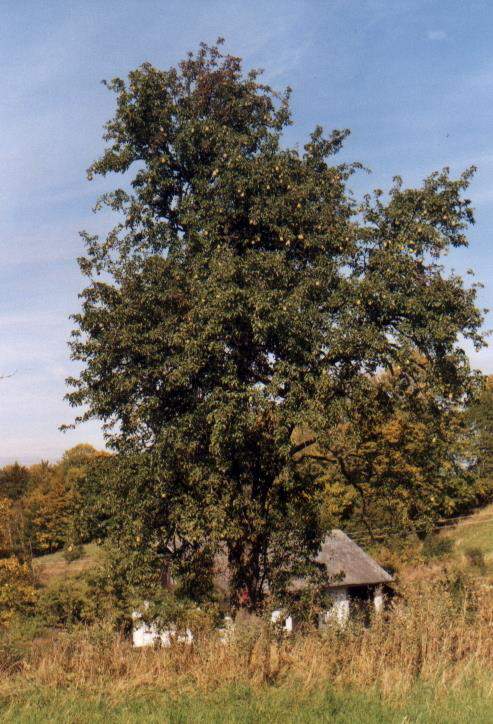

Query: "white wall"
left=271, top=609, right=293, bottom=632
left=373, top=585, right=384, bottom=613
left=319, top=587, right=350, bottom=628
left=131, top=611, right=193, bottom=648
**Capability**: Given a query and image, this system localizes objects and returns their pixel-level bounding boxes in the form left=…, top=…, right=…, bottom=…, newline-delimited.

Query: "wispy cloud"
left=427, top=30, right=447, bottom=41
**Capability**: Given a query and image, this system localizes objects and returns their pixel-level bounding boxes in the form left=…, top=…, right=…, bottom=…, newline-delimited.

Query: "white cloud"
left=427, top=30, right=447, bottom=41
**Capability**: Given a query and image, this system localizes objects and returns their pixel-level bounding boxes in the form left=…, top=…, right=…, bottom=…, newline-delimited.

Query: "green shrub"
left=465, top=547, right=486, bottom=573
left=137, top=590, right=218, bottom=637
left=35, top=575, right=96, bottom=627
left=35, top=572, right=118, bottom=628
left=62, top=543, right=84, bottom=563
left=422, top=535, right=454, bottom=561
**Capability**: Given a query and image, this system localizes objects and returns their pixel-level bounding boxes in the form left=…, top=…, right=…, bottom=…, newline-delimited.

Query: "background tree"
left=0, top=495, right=30, bottom=559
left=23, top=461, right=76, bottom=554
left=467, top=375, right=493, bottom=497
left=67, top=41, right=484, bottom=609
left=0, top=445, right=103, bottom=558
left=24, top=446, right=104, bottom=554
left=66, top=447, right=113, bottom=548
left=0, top=463, right=30, bottom=501
left=296, top=361, right=482, bottom=543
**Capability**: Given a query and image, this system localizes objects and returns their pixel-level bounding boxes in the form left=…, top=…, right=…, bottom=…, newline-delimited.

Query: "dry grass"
left=2, top=578, right=493, bottom=706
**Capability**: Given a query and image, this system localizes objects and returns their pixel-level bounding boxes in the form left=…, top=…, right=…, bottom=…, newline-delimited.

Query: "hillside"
left=442, top=503, right=493, bottom=573
left=30, top=504, right=493, bottom=589
left=33, top=543, right=101, bottom=586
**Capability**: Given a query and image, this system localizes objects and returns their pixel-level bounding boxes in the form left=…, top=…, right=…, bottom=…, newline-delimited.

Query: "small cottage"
left=132, top=529, right=392, bottom=645
left=316, top=529, right=393, bottom=625
left=271, top=529, right=393, bottom=628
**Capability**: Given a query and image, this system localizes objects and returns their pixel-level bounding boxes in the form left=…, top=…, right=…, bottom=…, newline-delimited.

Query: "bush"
left=422, top=535, right=454, bottom=561
left=137, top=590, right=219, bottom=638
left=465, top=547, right=486, bottom=573
left=35, top=572, right=117, bottom=628
left=63, top=543, right=84, bottom=563
left=0, top=557, right=37, bottom=625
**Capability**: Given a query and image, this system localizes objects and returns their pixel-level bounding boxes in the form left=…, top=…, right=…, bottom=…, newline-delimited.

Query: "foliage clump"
left=0, top=445, right=107, bottom=560
left=33, top=567, right=126, bottom=630
left=467, top=374, right=493, bottom=498
left=0, top=557, right=37, bottom=625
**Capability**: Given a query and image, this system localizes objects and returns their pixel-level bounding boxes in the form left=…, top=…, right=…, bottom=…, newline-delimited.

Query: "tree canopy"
left=67, top=41, right=485, bottom=609
left=296, top=361, right=482, bottom=542
left=0, top=463, right=30, bottom=501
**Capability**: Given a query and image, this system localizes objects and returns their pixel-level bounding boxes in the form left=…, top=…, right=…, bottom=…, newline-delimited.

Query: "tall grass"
left=1, top=577, right=493, bottom=709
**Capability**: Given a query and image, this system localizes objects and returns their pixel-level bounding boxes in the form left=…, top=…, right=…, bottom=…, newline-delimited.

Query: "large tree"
left=67, top=41, right=484, bottom=608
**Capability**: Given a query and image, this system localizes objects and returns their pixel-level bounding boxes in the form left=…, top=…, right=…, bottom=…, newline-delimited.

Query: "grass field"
left=16, top=507, right=493, bottom=722
left=2, top=575, right=493, bottom=724
left=2, top=680, right=493, bottom=723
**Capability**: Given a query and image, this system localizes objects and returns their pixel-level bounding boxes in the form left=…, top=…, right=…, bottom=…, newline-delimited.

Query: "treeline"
left=0, top=445, right=107, bottom=560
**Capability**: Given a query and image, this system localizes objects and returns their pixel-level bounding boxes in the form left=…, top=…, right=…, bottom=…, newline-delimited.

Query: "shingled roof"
left=212, top=529, right=392, bottom=598
left=317, top=529, right=393, bottom=587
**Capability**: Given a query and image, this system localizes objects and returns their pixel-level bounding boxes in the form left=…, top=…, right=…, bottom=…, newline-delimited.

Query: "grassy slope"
left=441, top=503, right=493, bottom=572
left=33, top=543, right=101, bottom=586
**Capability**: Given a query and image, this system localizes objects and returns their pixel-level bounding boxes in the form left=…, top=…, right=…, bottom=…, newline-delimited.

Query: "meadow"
left=0, top=505, right=491, bottom=722
left=443, top=503, right=493, bottom=568
left=2, top=565, right=493, bottom=723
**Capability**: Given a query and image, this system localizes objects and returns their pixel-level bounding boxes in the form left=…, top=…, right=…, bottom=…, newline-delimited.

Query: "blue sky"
left=1, top=0, right=492, bottom=464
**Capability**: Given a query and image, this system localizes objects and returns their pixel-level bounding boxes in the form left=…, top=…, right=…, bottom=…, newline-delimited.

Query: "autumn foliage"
left=0, top=557, right=36, bottom=625
left=0, top=445, right=106, bottom=559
